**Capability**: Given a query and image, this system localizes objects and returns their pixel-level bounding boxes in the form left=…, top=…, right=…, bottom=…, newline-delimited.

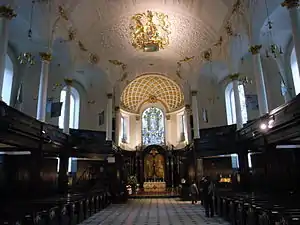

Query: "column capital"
left=107, top=93, right=113, bottom=99
left=115, top=106, right=120, bottom=112
left=0, top=5, right=17, bottom=20
left=136, top=115, right=140, bottom=121
left=166, top=115, right=171, bottom=120
left=229, top=73, right=240, bottom=81
left=64, top=78, right=73, bottom=86
left=281, top=0, right=299, bottom=9
left=191, top=91, right=198, bottom=96
left=249, top=45, right=262, bottom=55
left=185, top=104, right=191, bottom=112
left=39, top=52, right=52, bottom=62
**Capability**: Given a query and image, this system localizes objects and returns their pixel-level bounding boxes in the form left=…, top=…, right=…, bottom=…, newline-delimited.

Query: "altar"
left=143, top=181, right=166, bottom=192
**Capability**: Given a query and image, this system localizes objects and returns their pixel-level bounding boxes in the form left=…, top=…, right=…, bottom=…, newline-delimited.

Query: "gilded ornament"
left=78, top=41, right=87, bottom=51
left=232, top=0, right=242, bottom=14
left=39, top=52, right=52, bottom=62
left=229, top=73, right=240, bottom=80
left=89, top=53, right=99, bottom=64
left=130, top=10, right=171, bottom=52
left=281, top=0, right=299, bottom=8
left=179, top=56, right=195, bottom=63
left=109, top=60, right=123, bottom=66
left=18, top=52, right=35, bottom=66
left=249, top=45, right=262, bottom=55
left=58, top=5, right=68, bottom=20
left=148, top=95, right=158, bottom=103
left=214, top=36, right=223, bottom=47
left=64, top=78, right=73, bottom=85
left=225, top=22, right=235, bottom=36
left=0, top=5, right=16, bottom=19
left=67, top=28, right=76, bottom=41
left=203, top=49, right=212, bottom=61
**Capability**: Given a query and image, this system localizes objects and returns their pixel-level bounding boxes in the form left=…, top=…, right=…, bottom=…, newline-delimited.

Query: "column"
left=115, top=106, right=121, bottom=145
left=106, top=93, right=113, bottom=141
left=166, top=115, right=172, bottom=144
left=229, top=74, right=243, bottom=129
left=135, top=116, right=140, bottom=146
left=184, top=105, right=192, bottom=143
left=36, top=52, right=52, bottom=122
left=191, top=91, right=200, bottom=139
left=249, top=45, right=269, bottom=115
left=0, top=6, right=16, bottom=101
left=282, top=0, right=300, bottom=74
left=63, top=78, right=72, bottom=134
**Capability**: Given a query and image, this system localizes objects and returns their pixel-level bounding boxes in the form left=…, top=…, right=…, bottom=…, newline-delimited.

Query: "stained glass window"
left=142, top=107, right=165, bottom=145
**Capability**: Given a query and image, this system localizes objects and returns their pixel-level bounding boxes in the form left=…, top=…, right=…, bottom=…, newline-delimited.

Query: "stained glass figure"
left=142, top=107, right=165, bottom=145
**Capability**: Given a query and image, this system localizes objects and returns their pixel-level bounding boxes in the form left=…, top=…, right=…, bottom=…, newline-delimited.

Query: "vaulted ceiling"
left=121, top=74, right=184, bottom=113
left=7, top=0, right=284, bottom=88
left=9, top=0, right=235, bottom=80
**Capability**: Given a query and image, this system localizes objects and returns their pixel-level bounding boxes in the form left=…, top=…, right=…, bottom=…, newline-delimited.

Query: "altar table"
left=143, top=182, right=166, bottom=192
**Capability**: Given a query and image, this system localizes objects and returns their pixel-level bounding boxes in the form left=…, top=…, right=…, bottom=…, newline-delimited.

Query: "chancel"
left=1, top=0, right=300, bottom=224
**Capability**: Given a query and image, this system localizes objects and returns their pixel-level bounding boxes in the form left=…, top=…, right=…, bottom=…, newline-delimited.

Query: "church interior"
left=0, top=0, right=300, bottom=224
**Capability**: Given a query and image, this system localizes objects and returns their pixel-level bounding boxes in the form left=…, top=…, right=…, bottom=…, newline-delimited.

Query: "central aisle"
left=80, top=198, right=229, bottom=225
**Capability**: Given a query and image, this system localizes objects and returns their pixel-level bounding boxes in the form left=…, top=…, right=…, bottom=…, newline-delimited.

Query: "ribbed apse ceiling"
left=121, top=74, right=184, bottom=113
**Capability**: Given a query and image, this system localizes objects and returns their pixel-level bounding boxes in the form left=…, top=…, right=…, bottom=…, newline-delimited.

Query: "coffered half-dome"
left=121, top=74, right=184, bottom=113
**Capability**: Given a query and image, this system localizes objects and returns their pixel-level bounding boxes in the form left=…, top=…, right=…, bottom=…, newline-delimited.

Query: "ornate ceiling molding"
left=121, top=74, right=184, bottom=113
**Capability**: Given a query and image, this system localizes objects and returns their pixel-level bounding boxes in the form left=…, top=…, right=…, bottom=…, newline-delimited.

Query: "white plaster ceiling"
left=8, top=0, right=285, bottom=87
left=11, top=0, right=232, bottom=82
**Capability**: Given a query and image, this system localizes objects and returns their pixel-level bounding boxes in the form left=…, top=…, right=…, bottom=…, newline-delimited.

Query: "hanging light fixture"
left=130, top=10, right=171, bottom=52
left=18, top=52, right=36, bottom=66
left=264, top=0, right=283, bottom=59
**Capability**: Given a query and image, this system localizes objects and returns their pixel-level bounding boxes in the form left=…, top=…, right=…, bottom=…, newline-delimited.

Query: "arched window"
left=291, top=47, right=300, bottom=95
left=142, top=107, right=165, bottom=145
left=225, top=82, right=248, bottom=125
left=58, top=86, right=80, bottom=129
left=1, top=55, right=13, bottom=105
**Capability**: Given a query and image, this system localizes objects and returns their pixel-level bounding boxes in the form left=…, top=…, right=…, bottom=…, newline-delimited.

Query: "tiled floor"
left=81, top=198, right=230, bottom=225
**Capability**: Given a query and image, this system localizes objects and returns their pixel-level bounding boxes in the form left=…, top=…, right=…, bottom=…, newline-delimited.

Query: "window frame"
left=58, top=86, right=80, bottom=129
left=291, top=47, right=300, bottom=95
left=225, top=82, right=248, bottom=125
left=1, top=54, right=14, bottom=105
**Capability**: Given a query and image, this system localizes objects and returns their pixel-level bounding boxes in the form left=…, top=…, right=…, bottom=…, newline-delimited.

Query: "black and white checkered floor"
left=80, top=198, right=230, bottom=225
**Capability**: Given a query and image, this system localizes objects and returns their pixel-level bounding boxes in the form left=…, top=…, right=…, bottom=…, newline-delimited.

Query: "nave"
left=80, top=199, right=228, bottom=225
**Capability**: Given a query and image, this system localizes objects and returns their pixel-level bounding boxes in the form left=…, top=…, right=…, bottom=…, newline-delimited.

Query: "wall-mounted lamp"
left=259, top=115, right=275, bottom=131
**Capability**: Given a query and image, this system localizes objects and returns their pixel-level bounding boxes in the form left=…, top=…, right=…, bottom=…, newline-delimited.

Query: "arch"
left=121, top=74, right=184, bottom=113
left=142, top=107, right=165, bottom=146
left=58, top=86, right=80, bottom=129
left=1, top=54, right=14, bottom=105
left=225, top=82, right=247, bottom=125
left=291, top=47, right=300, bottom=95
